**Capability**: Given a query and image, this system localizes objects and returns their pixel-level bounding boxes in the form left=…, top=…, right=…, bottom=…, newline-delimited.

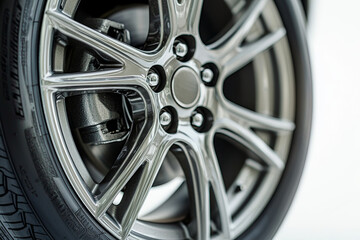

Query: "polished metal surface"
left=174, top=42, right=188, bottom=58
left=201, top=68, right=214, bottom=83
left=191, top=112, right=204, bottom=127
left=171, top=67, right=201, bottom=108
left=160, top=111, right=172, bottom=126
left=39, top=0, right=296, bottom=239
left=146, top=72, right=160, bottom=87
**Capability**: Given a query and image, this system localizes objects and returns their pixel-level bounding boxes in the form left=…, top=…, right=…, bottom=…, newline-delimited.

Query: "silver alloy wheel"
left=39, top=0, right=295, bottom=239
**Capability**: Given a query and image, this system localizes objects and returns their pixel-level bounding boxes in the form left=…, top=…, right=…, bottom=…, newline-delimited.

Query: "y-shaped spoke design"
left=214, top=119, right=284, bottom=170
left=220, top=28, right=286, bottom=78
left=174, top=142, right=210, bottom=240
left=158, top=0, right=204, bottom=35
left=203, top=0, right=285, bottom=83
left=46, top=10, right=156, bottom=69
left=209, top=0, right=270, bottom=50
left=220, top=98, right=295, bottom=133
left=96, top=132, right=174, bottom=239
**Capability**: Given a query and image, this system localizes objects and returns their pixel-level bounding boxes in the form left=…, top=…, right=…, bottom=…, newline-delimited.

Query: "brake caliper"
left=85, top=18, right=131, bottom=44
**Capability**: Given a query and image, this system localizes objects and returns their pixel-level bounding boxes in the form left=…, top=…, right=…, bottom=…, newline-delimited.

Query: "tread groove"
left=0, top=127, right=52, bottom=239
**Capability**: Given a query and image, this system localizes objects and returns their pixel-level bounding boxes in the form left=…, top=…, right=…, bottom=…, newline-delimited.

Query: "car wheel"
left=0, top=0, right=312, bottom=239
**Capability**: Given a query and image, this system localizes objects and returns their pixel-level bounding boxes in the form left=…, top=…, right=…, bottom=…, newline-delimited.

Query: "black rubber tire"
left=0, top=0, right=312, bottom=239
left=0, top=0, right=116, bottom=239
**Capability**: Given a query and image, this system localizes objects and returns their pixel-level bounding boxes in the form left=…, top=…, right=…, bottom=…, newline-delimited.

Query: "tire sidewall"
left=0, top=0, right=115, bottom=239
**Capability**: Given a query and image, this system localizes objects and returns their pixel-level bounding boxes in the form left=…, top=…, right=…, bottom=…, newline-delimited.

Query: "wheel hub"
left=171, top=67, right=201, bottom=109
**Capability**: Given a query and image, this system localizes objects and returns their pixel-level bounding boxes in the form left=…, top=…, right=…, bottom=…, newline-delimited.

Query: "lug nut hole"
left=191, top=107, right=213, bottom=132
left=201, top=63, right=219, bottom=86
left=147, top=65, right=166, bottom=92
left=160, top=107, right=178, bottom=133
left=173, top=35, right=196, bottom=62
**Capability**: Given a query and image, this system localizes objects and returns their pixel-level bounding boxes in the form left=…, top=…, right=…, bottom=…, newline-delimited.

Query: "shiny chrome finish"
left=39, top=0, right=296, bottom=239
left=174, top=42, right=188, bottom=58
left=159, top=111, right=172, bottom=127
left=171, top=67, right=201, bottom=108
left=191, top=112, right=204, bottom=128
left=146, top=72, right=160, bottom=87
left=201, top=68, right=214, bottom=83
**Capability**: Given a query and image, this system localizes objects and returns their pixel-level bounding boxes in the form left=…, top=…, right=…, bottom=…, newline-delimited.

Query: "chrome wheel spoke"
left=203, top=136, right=232, bottom=238
left=46, top=10, right=155, bottom=68
left=221, top=100, right=295, bottom=133
left=221, top=28, right=286, bottom=77
left=42, top=69, right=147, bottom=93
left=60, top=0, right=81, bottom=17
left=94, top=132, right=174, bottom=240
left=118, top=148, right=170, bottom=239
left=95, top=131, right=169, bottom=217
left=163, top=0, right=204, bottom=34
left=215, top=120, right=285, bottom=170
left=210, top=0, right=270, bottom=50
left=175, top=143, right=210, bottom=240
left=194, top=180, right=210, bottom=240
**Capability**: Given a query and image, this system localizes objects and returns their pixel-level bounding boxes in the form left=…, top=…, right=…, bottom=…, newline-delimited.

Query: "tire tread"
left=0, top=127, right=51, bottom=240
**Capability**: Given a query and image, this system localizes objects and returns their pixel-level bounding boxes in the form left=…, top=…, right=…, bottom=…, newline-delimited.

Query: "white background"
left=275, top=0, right=360, bottom=239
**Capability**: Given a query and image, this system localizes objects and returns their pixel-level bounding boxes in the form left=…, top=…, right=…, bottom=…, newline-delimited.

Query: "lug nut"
left=201, top=68, right=214, bottom=83
left=147, top=72, right=160, bottom=87
left=174, top=42, right=188, bottom=58
left=160, top=112, right=172, bottom=127
left=192, top=112, right=204, bottom=128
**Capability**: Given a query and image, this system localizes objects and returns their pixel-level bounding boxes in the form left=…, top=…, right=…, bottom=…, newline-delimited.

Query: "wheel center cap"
left=171, top=67, right=200, bottom=108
